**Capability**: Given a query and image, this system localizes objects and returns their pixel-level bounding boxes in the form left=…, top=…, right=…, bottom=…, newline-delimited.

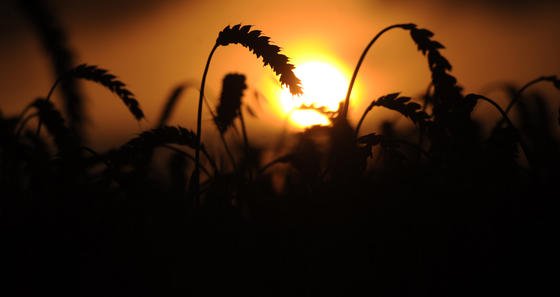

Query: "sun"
left=279, top=61, right=350, bottom=128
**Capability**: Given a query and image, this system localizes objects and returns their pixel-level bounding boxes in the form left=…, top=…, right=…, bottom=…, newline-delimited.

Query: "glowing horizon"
left=273, top=58, right=357, bottom=129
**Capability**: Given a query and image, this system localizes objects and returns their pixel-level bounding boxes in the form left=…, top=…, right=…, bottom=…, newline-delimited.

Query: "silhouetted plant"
left=111, top=126, right=215, bottom=173
left=214, top=74, right=247, bottom=133
left=19, top=0, right=84, bottom=137
left=342, top=23, right=415, bottom=118
left=355, top=93, right=429, bottom=137
left=2, top=18, right=559, bottom=296
left=216, top=25, right=302, bottom=95
left=30, top=98, right=78, bottom=152
left=503, top=75, right=560, bottom=124
left=50, top=64, right=145, bottom=120
left=193, top=24, right=302, bottom=202
left=157, top=83, right=196, bottom=128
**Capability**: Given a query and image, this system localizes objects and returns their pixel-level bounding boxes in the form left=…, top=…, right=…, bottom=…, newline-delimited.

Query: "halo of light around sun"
left=278, top=60, right=350, bottom=128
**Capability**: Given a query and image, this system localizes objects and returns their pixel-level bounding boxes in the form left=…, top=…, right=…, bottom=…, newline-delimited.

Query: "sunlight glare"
left=279, top=61, right=349, bottom=128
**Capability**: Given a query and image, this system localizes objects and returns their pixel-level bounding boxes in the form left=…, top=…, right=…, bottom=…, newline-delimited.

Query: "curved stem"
left=354, top=106, right=373, bottom=138
left=162, top=144, right=211, bottom=178
left=37, top=76, right=64, bottom=136
left=194, top=43, right=218, bottom=206
left=80, top=146, right=112, bottom=170
left=15, top=112, right=38, bottom=137
left=258, top=155, right=292, bottom=175
left=475, top=94, right=534, bottom=169
left=342, top=24, right=413, bottom=119
left=504, top=76, right=553, bottom=116
left=384, top=139, right=432, bottom=161
left=200, top=145, right=218, bottom=175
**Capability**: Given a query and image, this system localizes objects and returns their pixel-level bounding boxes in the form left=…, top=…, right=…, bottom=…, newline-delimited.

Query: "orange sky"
left=1, top=0, right=559, bottom=149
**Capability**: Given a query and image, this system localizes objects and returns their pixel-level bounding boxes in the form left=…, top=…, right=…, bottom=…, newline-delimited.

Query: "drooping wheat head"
left=216, top=24, right=302, bottom=95
left=66, top=64, right=144, bottom=120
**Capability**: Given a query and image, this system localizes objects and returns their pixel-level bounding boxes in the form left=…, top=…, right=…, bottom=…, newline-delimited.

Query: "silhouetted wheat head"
left=502, top=75, right=560, bottom=125
left=407, top=25, right=474, bottom=118
left=114, top=126, right=198, bottom=161
left=30, top=98, right=77, bottom=151
left=157, top=83, right=189, bottom=128
left=345, top=23, right=473, bottom=132
left=193, top=24, right=302, bottom=201
left=110, top=125, right=216, bottom=172
left=217, top=24, right=302, bottom=95
left=356, top=93, right=430, bottom=137
left=214, top=73, right=247, bottom=133
left=65, top=64, right=144, bottom=120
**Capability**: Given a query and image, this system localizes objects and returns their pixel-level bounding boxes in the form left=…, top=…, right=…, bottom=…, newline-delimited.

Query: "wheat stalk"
left=503, top=75, right=560, bottom=116
left=193, top=24, right=302, bottom=204
left=37, top=64, right=145, bottom=137
left=407, top=26, right=470, bottom=119
left=216, top=24, right=302, bottom=95
left=20, top=0, right=85, bottom=137
left=344, top=23, right=471, bottom=121
left=112, top=126, right=216, bottom=173
left=465, top=93, right=533, bottom=168
left=355, top=93, right=430, bottom=137
left=62, top=64, right=144, bottom=120
left=157, top=83, right=190, bottom=128
left=342, top=23, right=416, bottom=119
left=30, top=98, right=77, bottom=152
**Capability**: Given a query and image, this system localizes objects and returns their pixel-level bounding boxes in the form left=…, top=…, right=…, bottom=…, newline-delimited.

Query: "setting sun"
left=279, top=61, right=350, bottom=128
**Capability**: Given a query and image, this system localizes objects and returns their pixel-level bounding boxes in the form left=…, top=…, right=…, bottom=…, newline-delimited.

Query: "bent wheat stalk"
left=466, top=94, right=534, bottom=169
left=193, top=24, right=302, bottom=204
left=38, top=64, right=144, bottom=135
left=504, top=75, right=559, bottom=115
left=342, top=23, right=415, bottom=119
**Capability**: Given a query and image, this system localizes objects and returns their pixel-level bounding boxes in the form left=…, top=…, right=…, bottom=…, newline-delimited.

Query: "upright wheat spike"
left=214, top=73, right=247, bottom=133
left=157, top=83, right=190, bottom=128
left=193, top=24, right=302, bottom=204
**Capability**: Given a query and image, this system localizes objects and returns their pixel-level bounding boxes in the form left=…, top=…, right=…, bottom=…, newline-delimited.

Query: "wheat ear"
left=193, top=24, right=302, bottom=204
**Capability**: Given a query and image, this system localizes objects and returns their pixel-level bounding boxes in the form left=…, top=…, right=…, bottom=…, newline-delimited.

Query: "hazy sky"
left=1, top=0, right=559, bottom=149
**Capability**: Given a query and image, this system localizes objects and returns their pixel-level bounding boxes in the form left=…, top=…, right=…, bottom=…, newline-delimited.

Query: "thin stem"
left=203, top=94, right=237, bottom=170
left=238, top=108, right=252, bottom=180
left=342, top=24, right=413, bottom=119
left=37, top=76, right=64, bottom=136
left=239, top=109, right=250, bottom=154
left=80, top=146, right=112, bottom=170
left=194, top=43, right=218, bottom=206
left=504, top=76, right=553, bottom=115
left=258, top=155, right=292, bottom=175
left=162, top=144, right=211, bottom=178
left=354, top=106, right=373, bottom=138
left=475, top=94, right=534, bottom=169
left=15, top=112, right=38, bottom=137
left=200, top=144, right=218, bottom=175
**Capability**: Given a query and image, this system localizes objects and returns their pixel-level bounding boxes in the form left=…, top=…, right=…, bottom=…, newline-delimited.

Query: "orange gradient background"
left=1, top=0, right=559, bottom=150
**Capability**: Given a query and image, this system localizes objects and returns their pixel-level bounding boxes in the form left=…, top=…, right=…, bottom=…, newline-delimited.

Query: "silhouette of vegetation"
left=2, top=2, right=559, bottom=296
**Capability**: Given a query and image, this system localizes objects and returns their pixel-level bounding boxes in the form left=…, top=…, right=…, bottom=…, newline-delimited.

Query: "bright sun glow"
left=279, top=61, right=349, bottom=128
